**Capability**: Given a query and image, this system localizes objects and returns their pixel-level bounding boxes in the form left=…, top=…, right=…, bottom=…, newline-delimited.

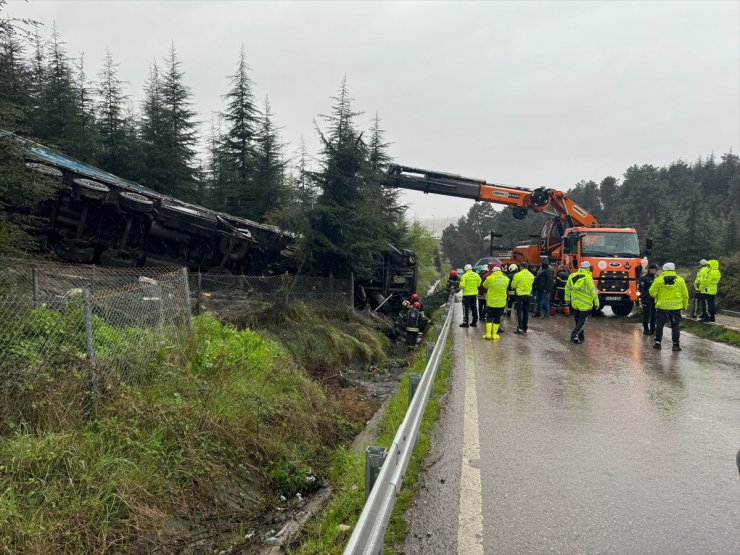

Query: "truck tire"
left=100, top=249, right=139, bottom=267
left=55, top=242, right=94, bottom=263
left=25, top=162, right=64, bottom=180
left=73, top=178, right=110, bottom=201
left=611, top=301, right=633, bottom=317
left=119, top=191, right=154, bottom=213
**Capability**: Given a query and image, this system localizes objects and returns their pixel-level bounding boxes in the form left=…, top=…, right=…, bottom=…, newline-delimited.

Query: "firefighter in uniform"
left=565, top=261, right=599, bottom=344
left=649, top=262, right=689, bottom=351
left=481, top=266, right=510, bottom=340
left=638, top=263, right=659, bottom=335
left=459, top=264, right=482, bottom=327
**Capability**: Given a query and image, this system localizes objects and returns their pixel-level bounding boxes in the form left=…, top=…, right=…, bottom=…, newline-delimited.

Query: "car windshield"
left=580, top=232, right=640, bottom=257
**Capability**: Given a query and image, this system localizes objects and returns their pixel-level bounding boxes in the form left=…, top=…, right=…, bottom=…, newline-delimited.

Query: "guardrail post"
left=365, top=446, right=387, bottom=499
left=408, top=372, right=421, bottom=404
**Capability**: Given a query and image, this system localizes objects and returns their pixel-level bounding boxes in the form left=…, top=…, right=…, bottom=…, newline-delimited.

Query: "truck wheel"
left=25, top=162, right=64, bottom=180
left=73, top=178, right=110, bottom=201
left=100, top=249, right=139, bottom=267
left=55, top=242, right=94, bottom=263
left=611, top=302, right=634, bottom=317
left=119, top=191, right=154, bottom=213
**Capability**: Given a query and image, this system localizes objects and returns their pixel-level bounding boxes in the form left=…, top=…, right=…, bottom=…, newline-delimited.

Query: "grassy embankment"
left=292, top=318, right=453, bottom=555
left=0, top=303, right=389, bottom=553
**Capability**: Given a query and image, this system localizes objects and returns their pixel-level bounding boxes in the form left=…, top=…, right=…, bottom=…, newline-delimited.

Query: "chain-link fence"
left=190, top=272, right=353, bottom=318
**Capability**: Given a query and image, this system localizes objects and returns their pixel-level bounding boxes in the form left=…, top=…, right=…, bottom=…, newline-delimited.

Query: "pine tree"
left=97, top=48, right=128, bottom=174
left=0, top=22, right=30, bottom=131
left=41, top=24, right=77, bottom=150
left=220, top=45, right=258, bottom=216
left=69, top=52, right=98, bottom=162
left=139, top=61, right=168, bottom=192
left=251, top=96, right=287, bottom=220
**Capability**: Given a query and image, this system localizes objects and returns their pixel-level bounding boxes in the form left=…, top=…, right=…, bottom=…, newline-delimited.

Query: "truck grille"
left=596, top=271, right=629, bottom=293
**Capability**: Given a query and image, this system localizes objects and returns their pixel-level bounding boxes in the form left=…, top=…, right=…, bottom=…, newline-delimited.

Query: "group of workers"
left=454, top=257, right=722, bottom=352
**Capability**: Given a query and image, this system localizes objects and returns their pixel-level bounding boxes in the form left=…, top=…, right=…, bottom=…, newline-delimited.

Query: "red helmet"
left=412, top=301, right=421, bottom=309
left=411, top=293, right=419, bottom=301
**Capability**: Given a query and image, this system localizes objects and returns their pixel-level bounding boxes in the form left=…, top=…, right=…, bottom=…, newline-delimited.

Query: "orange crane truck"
left=386, top=165, right=651, bottom=316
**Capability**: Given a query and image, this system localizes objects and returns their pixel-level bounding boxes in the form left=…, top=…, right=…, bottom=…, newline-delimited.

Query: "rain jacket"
left=483, top=270, right=510, bottom=308
left=701, top=260, right=721, bottom=296
left=649, top=270, right=689, bottom=311
left=694, top=265, right=709, bottom=293
left=511, top=268, right=535, bottom=296
left=565, top=268, right=599, bottom=311
left=459, top=269, right=482, bottom=296
left=478, top=270, right=493, bottom=298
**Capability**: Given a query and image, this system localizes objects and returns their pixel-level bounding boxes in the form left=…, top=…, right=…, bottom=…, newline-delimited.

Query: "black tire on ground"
left=611, top=301, right=634, bottom=317
left=73, top=178, right=110, bottom=200
left=54, top=242, right=94, bottom=263
left=100, top=249, right=138, bottom=267
left=119, top=191, right=154, bottom=213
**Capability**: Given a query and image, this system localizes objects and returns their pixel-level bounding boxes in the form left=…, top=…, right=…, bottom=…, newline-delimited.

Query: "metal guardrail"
left=344, top=300, right=455, bottom=554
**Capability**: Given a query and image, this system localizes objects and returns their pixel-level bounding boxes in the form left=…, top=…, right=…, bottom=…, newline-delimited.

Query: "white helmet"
left=699, top=259, right=707, bottom=266
left=663, top=262, right=675, bottom=271
left=508, top=264, right=518, bottom=272
left=580, top=261, right=591, bottom=269
left=464, top=264, right=472, bottom=271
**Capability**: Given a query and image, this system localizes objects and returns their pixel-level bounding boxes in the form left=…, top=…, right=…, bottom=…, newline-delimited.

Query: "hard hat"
left=580, top=261, right=591, bottom=269
left=508, top=264, right=518, bottom=271
left=663, top=262, right=675, bottom=271
left=491, top=266, right=502, bottom=272
left=699, top=259, right=707, bottom=266
left=482, top=264, right=489, bottom=272
left=464, top=264, right=473, bottom=271
left=411, top=293, right=419, bottom=301
left=412, top=301, right=421, bottom=309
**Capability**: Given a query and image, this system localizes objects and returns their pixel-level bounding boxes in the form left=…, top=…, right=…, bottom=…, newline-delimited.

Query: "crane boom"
left=385, top=164, right=600, bottom=228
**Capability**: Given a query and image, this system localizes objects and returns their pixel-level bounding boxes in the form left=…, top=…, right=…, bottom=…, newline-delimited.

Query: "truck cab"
left=561, top=227, right=642, bottom=316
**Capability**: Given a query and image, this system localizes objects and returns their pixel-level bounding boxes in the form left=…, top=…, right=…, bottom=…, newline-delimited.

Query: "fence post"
left=365, top=446, right=388, bottom=499
left=32, top=267, right=39, bottom=308
left=195, top=270, right=202, bottom=316
left=349, top=272, right=355, bottom=308
left=182, top=267, right=193, bottom=330
left=82, top=288, right=97, bottom=420
left=409, top=372, right=421, bottom=405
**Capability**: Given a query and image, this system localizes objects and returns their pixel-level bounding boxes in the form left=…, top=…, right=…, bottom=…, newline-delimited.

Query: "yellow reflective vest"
left=483, top=271, right=510, bottom=308
left=459, top=269, right=482, bottom=296
left=565, top=269, right=599, bottom=311
left=511, top=268, right=535, bottom=296
left=702, top=260, right=721, bottom=296
left=649, top=271, right=689, bottom=310
left=694, top=266, right=709, bottom=292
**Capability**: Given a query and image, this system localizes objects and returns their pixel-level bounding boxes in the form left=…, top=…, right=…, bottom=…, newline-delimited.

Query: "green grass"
left=291, top=326, right=454, bottom=554
left=0, top=308, right=390, bottom=554
left=680, top=318, right=740, bottom=348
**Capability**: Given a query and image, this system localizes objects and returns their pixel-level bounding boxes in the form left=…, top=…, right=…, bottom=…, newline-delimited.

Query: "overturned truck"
left=2, top=130, right=417, bottom=310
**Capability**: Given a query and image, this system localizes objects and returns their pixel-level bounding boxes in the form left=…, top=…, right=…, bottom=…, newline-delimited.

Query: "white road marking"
left=457, top=336, right=484, bottom=554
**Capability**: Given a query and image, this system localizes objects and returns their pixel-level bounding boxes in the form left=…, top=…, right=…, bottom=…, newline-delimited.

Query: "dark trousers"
left=656, top=309, right=681, bottom=343
left=536, top=290, right=551, bottom=318
left=486, top=306, right=505, bottom=324
left=571, top=309, right=589, bottom=341
left=706, top=294, right=716, bottom=320
left=516, top=295, right=530, bottom=331
left=478, top=298, right=487, bottom=321
left=696, top=292, right=707, bottom=317
left=462, top=295, right=478, bottom=324
left=642, top=300, right=656, bottom=332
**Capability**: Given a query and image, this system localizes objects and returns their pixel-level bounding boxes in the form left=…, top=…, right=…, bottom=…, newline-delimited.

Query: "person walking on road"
left=700, top=259, right=721, bottom=323
left=459, top=264, right=482, bottom=328
left=565, top=261, right=600, bottom=344
left=693, top=259, right=709, bottom=319
left=533, top=259, right=554, bottom=318
left=482, top=265, right=510, bottom=340
left=639, top=263, right=659, bottom=335
left=649, top=262, right=689, bottom=351
left=511, top=262, right=535, bottom=333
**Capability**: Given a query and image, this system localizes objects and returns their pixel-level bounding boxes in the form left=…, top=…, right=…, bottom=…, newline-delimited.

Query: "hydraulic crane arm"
left=385, top=164, right=600, bottom=228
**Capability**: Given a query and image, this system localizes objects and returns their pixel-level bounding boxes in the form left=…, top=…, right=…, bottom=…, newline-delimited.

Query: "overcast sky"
left=6, top=0, right=740, bottom=221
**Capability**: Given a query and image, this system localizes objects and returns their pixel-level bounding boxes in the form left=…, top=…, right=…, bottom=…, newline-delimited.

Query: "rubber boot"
left=492, top=323, right=500, bottom=341
left=483, top=323, right=493, bottom=340
left=672, top=342, right=681, bottom=352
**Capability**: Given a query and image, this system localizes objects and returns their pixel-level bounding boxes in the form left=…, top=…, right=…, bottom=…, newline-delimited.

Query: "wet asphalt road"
left=404, top=306, right=740, bottom=554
